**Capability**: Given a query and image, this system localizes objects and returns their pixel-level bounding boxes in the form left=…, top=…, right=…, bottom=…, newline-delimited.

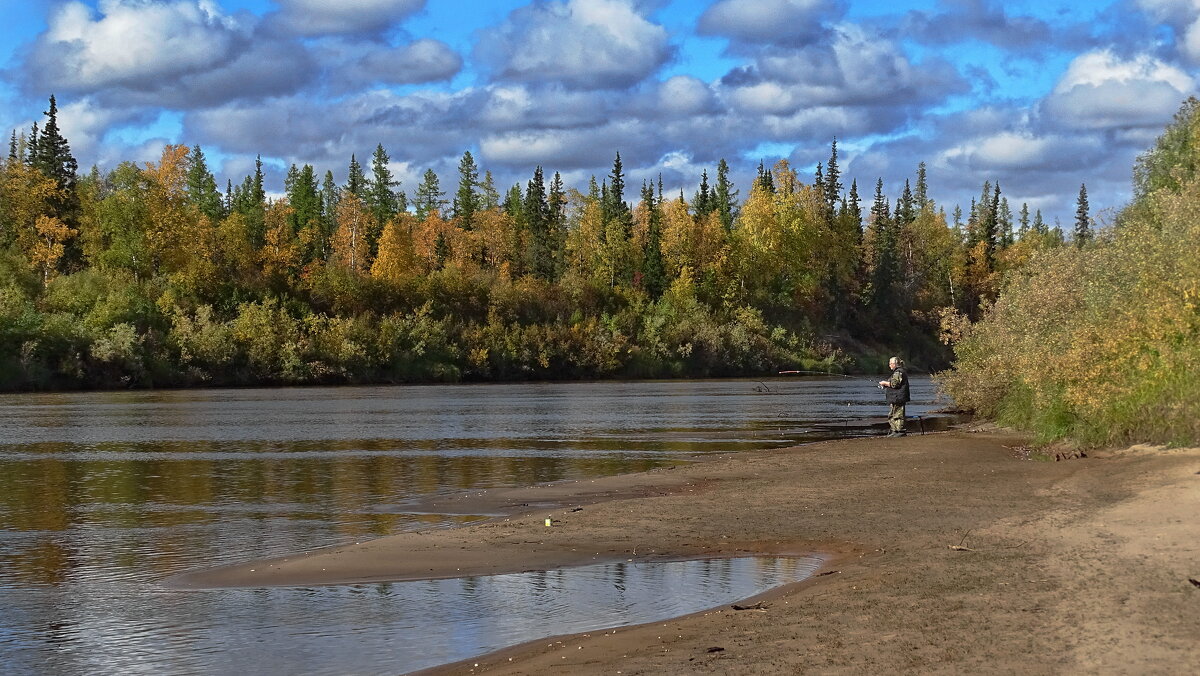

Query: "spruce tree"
left=433, top=232, right=450, bottom=270
left=503, top=182, right=526, bottom=274
left=452, top=150, right=480, bottom=230
left=480, top=170, right=500, bottom=210
left=232, top=157, right=267, bottom=246
left=320, top=170, right=339, bottom=257
left=253, top=155, right=266, bottom=206
left=641, top=181, right=666, bottom=298
left=755, top=159, right=775, bottom=193
left=524, top=166, right=553, bottom=280
left=713, top=158, right=738, bottom=232
left=897, top=179, right=915, bottom=226
left=846, top=178, right=863, bottom=238
left=29, top=96, right=80, bottom=229
left=870, top=179, right=899, bottom=317
left=692, top=169, right=712, bottom=219
left=1074, top=183, right=1090, bottom=247
left=824, top=140, right=842, bottom=210
left=982, top=183, right=1000, bottom=265
left=414, top=168, right=446, bottom=221
left=1018, top=202, right=1030, bottom=237
left=345, top=154, right=366, bottom=197
left=288, top=164, right=322, bottom=258
left=914, top=161, right=928, bottom=209
left=605, top=153, right=631, bottom=241
left=548, top=170, right=567, bottom=277
left=367, top=144, right=400, bottom=231
left=186, top=145, right=223, bottom=222
left=997, top=197, right=1013, bottom=247
left=30, top=96, right=78, bottom=198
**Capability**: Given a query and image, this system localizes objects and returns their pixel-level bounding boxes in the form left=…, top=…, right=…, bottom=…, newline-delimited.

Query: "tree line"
left=0, top=96, right=1079, bottom=390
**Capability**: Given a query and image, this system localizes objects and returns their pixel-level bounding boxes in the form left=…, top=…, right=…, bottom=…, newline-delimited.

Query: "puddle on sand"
left=1, top=556, right=821, bottom=676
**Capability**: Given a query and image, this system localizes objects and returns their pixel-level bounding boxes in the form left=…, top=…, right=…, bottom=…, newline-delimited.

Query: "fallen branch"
left=731, top=602, right=768, bottom=611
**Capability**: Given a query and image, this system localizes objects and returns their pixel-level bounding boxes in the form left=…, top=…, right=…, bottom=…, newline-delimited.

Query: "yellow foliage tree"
left=331, top=195, right=370, bottom=273
left=142, top=145, right=195, bottom=274
left=564, top=190, right=603, bottom=279
left=261, top=201, right=300, bottom=281
left=30, top=215, right=76, bottom=286
left=1, top=162, right=62, bottom=259
left=473, top=208, right=516, bottom=272
left=411, top=209, right=456, bottom=268
left=371, top=216, right=420, bottom=283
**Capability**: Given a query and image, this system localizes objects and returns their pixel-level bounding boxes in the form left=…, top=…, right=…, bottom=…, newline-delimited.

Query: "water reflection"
left=2, top=556, right=823, bottom=675
left=0, top=378, right=941, bottom=674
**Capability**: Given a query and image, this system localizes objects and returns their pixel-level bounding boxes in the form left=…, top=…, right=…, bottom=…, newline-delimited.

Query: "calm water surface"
left=0, top=377, right=941, bottom=674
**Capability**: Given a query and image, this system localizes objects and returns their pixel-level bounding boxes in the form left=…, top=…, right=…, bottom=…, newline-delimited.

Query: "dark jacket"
left=885, top=367, right=910, bottom=404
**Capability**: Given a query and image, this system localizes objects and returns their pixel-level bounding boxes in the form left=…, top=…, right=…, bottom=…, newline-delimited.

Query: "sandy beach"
left=172, top=425, right=1200, bottom=674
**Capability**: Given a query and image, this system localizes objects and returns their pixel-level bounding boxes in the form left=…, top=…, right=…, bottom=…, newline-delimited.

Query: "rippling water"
left=0, top=377, right=941, bottom=674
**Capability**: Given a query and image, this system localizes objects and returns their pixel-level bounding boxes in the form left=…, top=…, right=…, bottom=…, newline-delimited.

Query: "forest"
left=1, top=96, right=1074, bottom=391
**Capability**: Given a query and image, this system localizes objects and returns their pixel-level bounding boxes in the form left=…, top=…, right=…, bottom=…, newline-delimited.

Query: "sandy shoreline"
left=171, top=426, right=1200, bottom=674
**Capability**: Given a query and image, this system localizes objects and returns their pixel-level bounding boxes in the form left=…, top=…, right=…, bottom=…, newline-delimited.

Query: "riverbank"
left=173, top=425, right=1200, bottom=673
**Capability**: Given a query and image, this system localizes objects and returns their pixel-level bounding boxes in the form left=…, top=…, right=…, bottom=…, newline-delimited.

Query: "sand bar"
left=171, top=425, right=1200, bottom=673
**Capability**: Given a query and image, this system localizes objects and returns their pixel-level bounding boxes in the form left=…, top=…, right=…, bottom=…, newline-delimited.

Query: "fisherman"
left=878, top=356, right=910, bottom=437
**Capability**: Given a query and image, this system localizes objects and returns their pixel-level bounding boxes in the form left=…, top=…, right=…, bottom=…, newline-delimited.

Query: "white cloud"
left=269, top=0, right=426, bottom=36
left=318, top=38, right=461, bottom=91
left=28, top=0, right=244, bottom=91
left=1135, top=0, right=1200, bottom=61
left=716, top=23, right=966, bottom=119
left=656, top=76, right=716, bottom=116
left=698, top=0, right=842, bottom=45
left=1044, top=50, right=1195, bottom=129
left=476, top=0, right=672, bottom=89
left=939, top=131, right=1103, bottom=172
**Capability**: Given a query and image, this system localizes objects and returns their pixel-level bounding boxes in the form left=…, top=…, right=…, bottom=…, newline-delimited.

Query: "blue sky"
left=2, top=0, right=1197, bottom=223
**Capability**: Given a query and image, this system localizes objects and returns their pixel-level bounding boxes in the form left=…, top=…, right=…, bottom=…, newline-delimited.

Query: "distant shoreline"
left=172, top=426, right=1200, bottom=673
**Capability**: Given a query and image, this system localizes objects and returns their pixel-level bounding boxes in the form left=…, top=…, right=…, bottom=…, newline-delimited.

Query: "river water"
left=0, top=377, right=941, bottom=674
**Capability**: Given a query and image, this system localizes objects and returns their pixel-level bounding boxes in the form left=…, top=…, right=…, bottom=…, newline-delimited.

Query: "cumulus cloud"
left=656, top=76, right=719, bottom=116
left=318, top=38, right=462, bottom=92
left=24, top=0, right=246, bottom=93
left=268, top=0, right=426, bottom=37
left=900, top=0, right=1055, bottom=51
left=475, top=0, right=673, bottom=90
left=1135, top=0, right=1200, bottom=62
left=939, top=131, right=1105, bottom=172
left=17, top=0, right=319, bottom=108
left=715, top=23, right=967, bottom=128
left=697, top=0, right=845, bottom=46
left=1043, top=50, right=1195, bottom=130
left=184, top=90, right=473, bottom=168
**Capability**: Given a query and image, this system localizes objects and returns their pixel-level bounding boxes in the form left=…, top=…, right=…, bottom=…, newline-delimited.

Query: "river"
left=0, top=377, right=942, bottom=674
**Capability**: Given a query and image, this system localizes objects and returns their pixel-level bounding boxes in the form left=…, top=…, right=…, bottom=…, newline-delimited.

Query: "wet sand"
left=172, top=425, right=1200, bottom=674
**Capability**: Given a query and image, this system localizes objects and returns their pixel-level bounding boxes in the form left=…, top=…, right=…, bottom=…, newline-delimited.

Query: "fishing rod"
left=777, top=370, right=884, bottom=388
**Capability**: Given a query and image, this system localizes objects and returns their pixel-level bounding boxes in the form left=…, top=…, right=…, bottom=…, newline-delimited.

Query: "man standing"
left=878, top=357, right=910, bottom=437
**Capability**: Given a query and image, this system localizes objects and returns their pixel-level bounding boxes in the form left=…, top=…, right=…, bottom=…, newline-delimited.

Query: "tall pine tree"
left=1074, top=183, right=1090, bottom=247
left=185, top=145, right=223, bottom=222
left=452, top=150, right=480, bottom=230
left=414, top=168, right=446, bottom=221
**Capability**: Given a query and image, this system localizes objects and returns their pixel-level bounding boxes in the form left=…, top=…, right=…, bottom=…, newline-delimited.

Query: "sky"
left=1, top=0, right=1197, bottom=224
